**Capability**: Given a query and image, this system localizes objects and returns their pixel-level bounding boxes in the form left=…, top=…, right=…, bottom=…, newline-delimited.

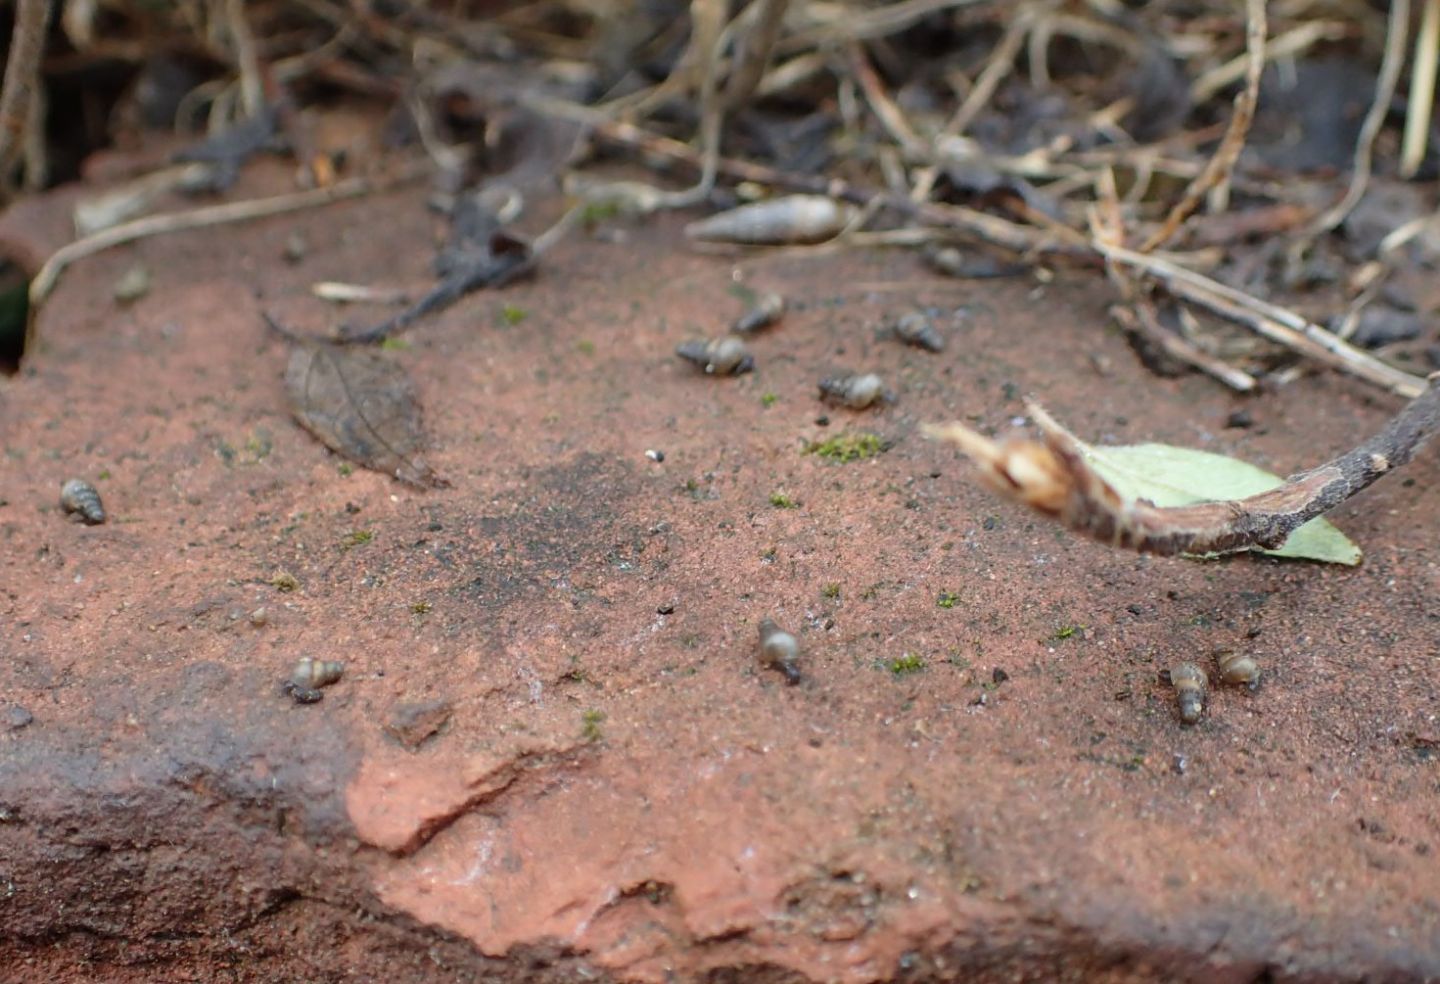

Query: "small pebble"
left=3, top=704, right=34, bottom=730
left=248, top=607, right=268, bottom=627
left=991, top=667, right=1009, bottom=684
left=646, top=449, right=665, bottom=463
left=384, top=699, right=453, bottom=750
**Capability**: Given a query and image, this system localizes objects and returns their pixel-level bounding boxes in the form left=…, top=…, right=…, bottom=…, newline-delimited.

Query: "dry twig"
left=1098, top=243, right=1427, bottom=398
left=925, top=376, right=1440, bottom=557
left=30, top=175, right=394, bottom=306
left=0, top=0, right=52, bottom=190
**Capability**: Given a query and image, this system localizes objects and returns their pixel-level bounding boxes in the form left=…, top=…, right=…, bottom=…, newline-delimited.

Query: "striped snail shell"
left=59, top=479, right=106, bottom=524
left=285, top=658, right=345, bottom=703
left=1168, top=661, right=1207, bottom=725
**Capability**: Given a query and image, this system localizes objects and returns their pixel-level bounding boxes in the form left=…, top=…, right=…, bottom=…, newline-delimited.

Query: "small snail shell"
left=677, top=336, right=754, bottom=375
left=1215, top=651, right=1261, bottom=691
left=758, top=618, right=801, bottom=685
left=892, top=312, right=945, bottom=352
left=819, top=372, right=889, bottom=409
left=59, top=479, right=106, bottom=525
left=685, top=196, right=855, bottom=245
left=1169, top=661, right=1207, bottom=725
left=290, top=657, right=344, bottom=690
left=732, top=292, right=786, bottom=334
left=922, top=244, right=1026, bottom=279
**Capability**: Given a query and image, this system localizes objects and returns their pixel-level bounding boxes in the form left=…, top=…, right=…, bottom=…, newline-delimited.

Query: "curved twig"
left=924, top=376, right=1440, bottom=557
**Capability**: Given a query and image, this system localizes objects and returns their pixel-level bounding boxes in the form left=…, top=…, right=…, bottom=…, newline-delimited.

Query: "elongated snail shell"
left=1169, top=661, right=1207, bottom=725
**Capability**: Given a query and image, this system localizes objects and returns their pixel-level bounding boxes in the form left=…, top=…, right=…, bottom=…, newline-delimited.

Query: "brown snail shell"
left=1215, top=651, right=1261, bottom=691
left=1168, top=661, right=1207, bottom=725
left=892, top=311, right=945, bottom=352
left=59, top=479, right=106, bottom=524
left=732, top=292, right=786, bottom=334
left=819, top=372, right=889, bottom=409
left=758, top=618, right=801, bottom=685
left=677, top=336, right=754, bottom=375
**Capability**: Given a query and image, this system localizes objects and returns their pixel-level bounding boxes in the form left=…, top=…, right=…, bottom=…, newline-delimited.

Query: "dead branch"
left=924, top=375, right=1440, bottom=558
left=1109, top=302, right=1256, bottom=393
left=1098, top=243, right=1428, bottom=398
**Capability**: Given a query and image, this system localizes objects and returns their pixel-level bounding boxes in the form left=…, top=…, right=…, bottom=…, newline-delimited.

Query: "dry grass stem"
left=1140, top=0, right=1266, bottom=252
left=1401, top=0, right=1440, bottom=179
left=1303, top=0, right=1410, bottom=238
left=1099, top=243, right=1427, bottom=398
left=31, top=176, right=386, bottom=306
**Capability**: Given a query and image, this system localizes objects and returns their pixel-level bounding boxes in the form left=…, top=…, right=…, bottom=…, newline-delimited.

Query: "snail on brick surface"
left=733, top=292, right=786, bottom=334
left=1215, top=651, right=1261, bottom=691
left=1168, top=661, right=1207, bottom=725
left=59, top=479, right=105, bottom=524
left=819, top=372, right=890, bottom=409
left=677, top=336, right=754, bottom=376
left=892, top=311, right=945, bottom=352
left=758, top=618, right=801, bottom=685
left=284, top=658, right=345, bottom=703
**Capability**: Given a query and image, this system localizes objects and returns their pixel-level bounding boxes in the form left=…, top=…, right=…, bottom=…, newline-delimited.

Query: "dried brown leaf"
left=284, top=342, right=446, bottom=488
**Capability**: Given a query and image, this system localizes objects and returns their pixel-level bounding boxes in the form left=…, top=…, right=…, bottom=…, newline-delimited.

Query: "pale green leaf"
left=1081, top=442, right=1362, bottom=565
